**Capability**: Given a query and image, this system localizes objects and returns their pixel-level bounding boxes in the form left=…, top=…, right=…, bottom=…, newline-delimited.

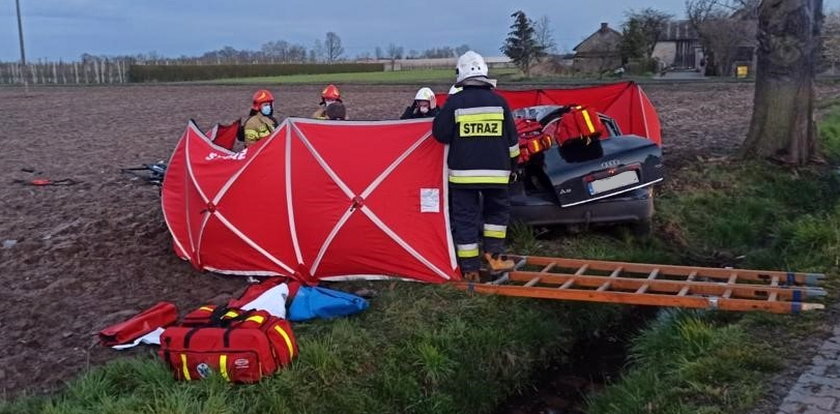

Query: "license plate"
left=588, top=171, right=640, bottom=195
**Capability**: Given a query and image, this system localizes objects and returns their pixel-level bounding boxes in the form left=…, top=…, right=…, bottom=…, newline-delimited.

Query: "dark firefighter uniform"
left=432, top=85, right=520, bottom=272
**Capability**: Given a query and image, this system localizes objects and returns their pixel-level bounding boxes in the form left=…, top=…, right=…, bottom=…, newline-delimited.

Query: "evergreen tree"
left=501, top=10, right=546, bottom=76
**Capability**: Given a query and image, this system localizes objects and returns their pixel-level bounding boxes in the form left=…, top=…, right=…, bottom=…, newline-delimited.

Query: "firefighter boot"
left=484, top=253, right=515, bottom=273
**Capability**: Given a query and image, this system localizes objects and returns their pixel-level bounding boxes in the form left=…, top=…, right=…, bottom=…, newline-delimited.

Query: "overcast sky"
left=2, top=0, right=840, bottom=62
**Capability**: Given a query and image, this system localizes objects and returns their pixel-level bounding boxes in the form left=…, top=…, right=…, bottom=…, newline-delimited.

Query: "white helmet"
left=414, top=87, right=437, bottom=109
left=456, top=51, right=488, bottom=83
left=448, top=85, right=463, bottom=95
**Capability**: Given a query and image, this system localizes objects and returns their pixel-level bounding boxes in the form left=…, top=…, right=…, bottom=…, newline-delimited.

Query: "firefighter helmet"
left=321, top=84, right=342, bottom=102
left=251, top=89, right=274, bottom=110
left=414, top=87, right=437, bottom=109
left=455, top=51, right=488, bottom=83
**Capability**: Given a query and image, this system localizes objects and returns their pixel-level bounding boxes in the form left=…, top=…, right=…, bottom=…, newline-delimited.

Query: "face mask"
left=419, top=106, right=429, bottom=114
left=260, top=104, right=272, bottom=116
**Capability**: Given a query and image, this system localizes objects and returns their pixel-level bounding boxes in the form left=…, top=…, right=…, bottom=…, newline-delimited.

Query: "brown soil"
left=1, top=82, right=838, bottom=398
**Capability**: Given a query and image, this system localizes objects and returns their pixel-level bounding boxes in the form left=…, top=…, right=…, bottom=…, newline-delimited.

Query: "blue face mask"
left=260, top=104, right=273, bottom=116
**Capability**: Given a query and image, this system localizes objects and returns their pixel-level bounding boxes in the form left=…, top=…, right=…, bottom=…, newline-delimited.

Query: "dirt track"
left=1, top=82, right=838, bottom=396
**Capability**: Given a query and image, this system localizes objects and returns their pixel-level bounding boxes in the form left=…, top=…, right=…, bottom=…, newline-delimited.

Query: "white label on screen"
left=420, top=188, right=440, bottom=213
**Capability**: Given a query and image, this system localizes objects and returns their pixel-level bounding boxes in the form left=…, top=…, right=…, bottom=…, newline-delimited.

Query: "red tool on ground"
left=13, top=178, right=79, bottom=186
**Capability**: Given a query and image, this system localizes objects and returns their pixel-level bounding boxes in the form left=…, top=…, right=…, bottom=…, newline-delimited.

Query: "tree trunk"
left=742, top=0, right=822, bottom=164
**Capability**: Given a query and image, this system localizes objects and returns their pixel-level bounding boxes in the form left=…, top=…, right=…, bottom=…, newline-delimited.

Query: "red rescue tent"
left=437, top=81, right=661, bottom=145
left=162, top=118, right=458, bottom=284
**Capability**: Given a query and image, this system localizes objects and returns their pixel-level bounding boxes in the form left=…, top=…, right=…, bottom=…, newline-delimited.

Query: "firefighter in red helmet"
left=244, top=89, right=279, bottom=147
left=312, top=84, right=345, bottom=119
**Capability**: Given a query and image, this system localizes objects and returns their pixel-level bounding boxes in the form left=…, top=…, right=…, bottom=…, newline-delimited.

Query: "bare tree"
left=324, top=32, right=344, bottom=62
left=288, top=45, right=307, bottom=62
left=262, top=40, right=290, bottom=62
left=386, top=44, right=404, bottom=70
left=621, top=8, right=673, bottom=61
left=312, top=39, right=324, bottom=63
left=742, top=0, right=823, bottom=165
left=823, top=9, right=840, bottom=73
left=375, top=46, right=384, bottom=60
left=387, top=43, right=404, bottom=60
left=535, top=16, right=557, bottom=53
left=420, top=46, right=455, bottom=58
left=686, top=0, right=759, bottom=75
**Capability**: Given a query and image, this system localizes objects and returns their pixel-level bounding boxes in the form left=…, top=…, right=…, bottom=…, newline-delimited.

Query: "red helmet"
left=321, top=84, right=341, bottom=102
left=251, top=89, right=275, bottom=110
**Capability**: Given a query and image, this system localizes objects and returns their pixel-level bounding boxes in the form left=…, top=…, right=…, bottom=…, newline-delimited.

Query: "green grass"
left=206, top=68, right=520, bottom=85
left=587, top=310, right=783, bottom=414
left=584, top=158, right=840, bottom=413
left=654, top=162, right=840, bottom=268
left=0, top=285, right=577, bottom=414
left=818, top=105, right=840, bottom=163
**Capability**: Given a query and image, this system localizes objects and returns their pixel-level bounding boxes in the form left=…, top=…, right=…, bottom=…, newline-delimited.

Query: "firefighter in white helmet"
left=432, top=51, right=518, bottom=281
left=400, top=87, right=439, bottom=119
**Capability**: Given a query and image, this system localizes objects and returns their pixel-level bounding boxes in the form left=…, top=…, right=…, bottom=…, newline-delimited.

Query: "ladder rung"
left=677, top=271, right=698, bottom=296
left=769, top=276, right=780, bottom=301
left=560, top=264, right=590, bottom=289
left=540, top=263, right=557, bottom=273
left=559, top=278, right=576, bottom=289
left=722, top=273, right=738, bottom=299
left=635, top=269, right=660, bottom=294
left=597, top=267, right=623, bottom=291
left=524, top=277, right=542, bottom=287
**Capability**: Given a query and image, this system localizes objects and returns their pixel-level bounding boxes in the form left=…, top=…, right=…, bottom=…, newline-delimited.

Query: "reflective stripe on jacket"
left=432, top=86, right=519, bottom=188
left=243, top=114, right=277, bottom=146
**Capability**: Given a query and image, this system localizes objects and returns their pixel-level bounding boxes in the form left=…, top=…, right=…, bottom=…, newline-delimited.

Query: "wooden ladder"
left=455, top=255, right=826, bottom=314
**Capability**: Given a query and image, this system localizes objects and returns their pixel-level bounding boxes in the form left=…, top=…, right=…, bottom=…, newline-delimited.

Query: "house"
left=652, top=20, right=702, bottom=70
left=653, top=17, right=757, bottom=76
left=573, top=23, right=623, bottom=73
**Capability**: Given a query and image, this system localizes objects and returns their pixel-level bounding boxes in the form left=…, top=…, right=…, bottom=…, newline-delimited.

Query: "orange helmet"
left=321, top=84, right=341, bottom=102
left=251, top=89, right=274, bottom=110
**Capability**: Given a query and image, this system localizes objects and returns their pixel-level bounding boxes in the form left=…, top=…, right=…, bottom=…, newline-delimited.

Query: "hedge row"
left=128, top=63, right=385, bottom=82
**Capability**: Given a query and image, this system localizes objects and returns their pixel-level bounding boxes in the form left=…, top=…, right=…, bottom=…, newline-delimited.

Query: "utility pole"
left=15, top=0, right=29, bottom=93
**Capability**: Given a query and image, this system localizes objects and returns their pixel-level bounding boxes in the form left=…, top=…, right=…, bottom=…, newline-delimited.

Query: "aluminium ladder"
left=454, top=255, right=827, bottom=314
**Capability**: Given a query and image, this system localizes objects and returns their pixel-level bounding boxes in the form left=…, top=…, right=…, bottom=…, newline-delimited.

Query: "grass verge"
left=1, top=284, right=584, bottom=414
left=818, top=105, right=840, bottom=163
left=582, top=157, right=840, bottom=413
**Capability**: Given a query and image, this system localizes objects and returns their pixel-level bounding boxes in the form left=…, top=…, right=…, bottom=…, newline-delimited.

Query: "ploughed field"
left=2, top=82, right=838, bottom=395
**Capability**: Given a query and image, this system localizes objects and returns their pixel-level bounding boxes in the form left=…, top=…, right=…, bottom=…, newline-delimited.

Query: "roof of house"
left=573, top=23, right=623, bottom=52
